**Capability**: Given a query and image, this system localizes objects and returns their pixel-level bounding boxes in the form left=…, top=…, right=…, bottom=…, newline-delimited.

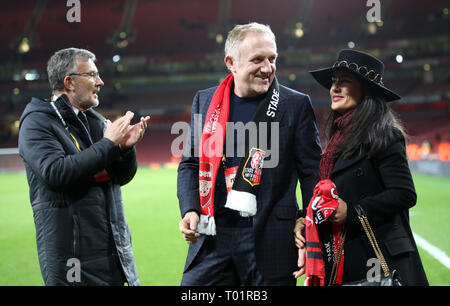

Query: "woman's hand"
left=329, top=197, right=347, bottom=224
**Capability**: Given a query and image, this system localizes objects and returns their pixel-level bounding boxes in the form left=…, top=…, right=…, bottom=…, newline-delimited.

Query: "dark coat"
left=18, top=95, right=139, bottom=286
left=177, top=85, right=322, bottom=280
left=331, top=131, right=428, bottom=285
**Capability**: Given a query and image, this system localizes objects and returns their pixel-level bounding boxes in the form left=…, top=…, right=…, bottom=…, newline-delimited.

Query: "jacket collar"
left=331, top=148, right=366, bottom=176
left=53, top=94, right=79, bottom=121
left=54, top=94, right=104, bottom=124
left=53, top=94, right=106, bottom=143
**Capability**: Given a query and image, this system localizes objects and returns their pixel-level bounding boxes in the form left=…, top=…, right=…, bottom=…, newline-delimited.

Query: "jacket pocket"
left=384, top=236, right=414, bottom=257
left=72, top=215, right=80, bottom=258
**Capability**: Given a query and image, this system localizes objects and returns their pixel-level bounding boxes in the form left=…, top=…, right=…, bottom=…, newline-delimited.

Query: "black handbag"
left=332, top=205, right=402, bottom=286
left=342, top=269, right=401, bottom=286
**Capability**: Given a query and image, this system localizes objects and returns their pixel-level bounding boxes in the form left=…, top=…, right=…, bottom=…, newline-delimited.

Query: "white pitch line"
left=413, top=232, right=450, bottom=269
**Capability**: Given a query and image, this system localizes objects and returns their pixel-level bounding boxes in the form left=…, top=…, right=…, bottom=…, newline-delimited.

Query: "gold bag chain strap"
left=328, top=227, right=347, bottom=286
left=329, top=205, right=391, bottom=286
left=357, top=213, right=390, bottom=277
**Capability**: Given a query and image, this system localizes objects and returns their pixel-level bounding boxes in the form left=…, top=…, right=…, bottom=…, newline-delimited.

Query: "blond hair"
left=224, top=22, right=276, bottom=61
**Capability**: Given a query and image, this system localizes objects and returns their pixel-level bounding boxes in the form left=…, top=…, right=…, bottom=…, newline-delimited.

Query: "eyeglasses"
left=68, top=71, right=100, bottom=79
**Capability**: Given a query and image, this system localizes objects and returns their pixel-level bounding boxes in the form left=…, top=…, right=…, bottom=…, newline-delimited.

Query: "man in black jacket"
left=19, top=48, right=150, bottom=285
left=177, top=23, right=321, bottom=285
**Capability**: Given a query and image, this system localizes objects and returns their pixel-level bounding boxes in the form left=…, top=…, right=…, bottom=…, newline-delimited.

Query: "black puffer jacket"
left=19, top=95, right=139, bottom=286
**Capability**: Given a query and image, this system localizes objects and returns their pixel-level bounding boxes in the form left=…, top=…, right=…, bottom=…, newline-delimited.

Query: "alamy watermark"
left=170, top=114, right=280, bottom=168
left=66, top=0, right=81, bottom=23
left=66, top=257, right=81, bottom=283
left=366, top=257, right=382, bottom=282
left=366, top=0, right=382, bottom=23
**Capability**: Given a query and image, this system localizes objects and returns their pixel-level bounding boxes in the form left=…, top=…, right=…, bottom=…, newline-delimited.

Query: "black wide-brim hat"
left=309, top=49, right=401, bottom=102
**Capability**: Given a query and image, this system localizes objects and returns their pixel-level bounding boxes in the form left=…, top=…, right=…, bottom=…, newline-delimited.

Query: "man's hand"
left=294, top=217, right=305, bottom=248
left=293, top=217, right=306, bottom=279
left=104, top=111, right=135, bottom=145
left=179, top=211, right=200, bottom=244
left=293, top=246, right=306, bottom=279
left=119, top=115, right=151, bottom=150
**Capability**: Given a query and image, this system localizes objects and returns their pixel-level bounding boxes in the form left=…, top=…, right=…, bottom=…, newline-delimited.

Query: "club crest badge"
left=199, top=162, right=213, bottom=208
left=242, top=147, right=266, bottom=187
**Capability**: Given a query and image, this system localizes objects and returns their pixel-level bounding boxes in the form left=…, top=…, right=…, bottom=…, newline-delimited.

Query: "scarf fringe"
left=225, top=190, right=257, bottom=217
left=197, top=214, right=216, bottom=236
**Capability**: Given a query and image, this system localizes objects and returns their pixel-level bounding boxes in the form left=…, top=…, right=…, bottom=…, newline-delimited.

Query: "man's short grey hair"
left=47, top=47, right=96, bottom=92
left=224, top=22, right=276, bottom=62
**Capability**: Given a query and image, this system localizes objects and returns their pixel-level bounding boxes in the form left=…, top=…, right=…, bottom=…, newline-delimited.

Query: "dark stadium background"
left=0, top=0, right=449, bottom=286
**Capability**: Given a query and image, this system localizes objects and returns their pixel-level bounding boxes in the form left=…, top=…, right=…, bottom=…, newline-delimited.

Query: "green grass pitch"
left=0, top=168, right=448, bottom=285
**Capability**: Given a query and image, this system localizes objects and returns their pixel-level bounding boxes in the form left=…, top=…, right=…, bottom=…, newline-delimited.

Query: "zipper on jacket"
left=72, top=215, right=80, bottom=258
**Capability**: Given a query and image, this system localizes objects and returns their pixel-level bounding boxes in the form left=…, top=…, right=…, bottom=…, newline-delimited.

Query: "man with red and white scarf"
left=177, top=22, right=321, bottom=285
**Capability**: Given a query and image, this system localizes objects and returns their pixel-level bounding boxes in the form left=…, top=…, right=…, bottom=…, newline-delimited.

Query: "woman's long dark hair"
left=326, top=85, right=406, bottom=159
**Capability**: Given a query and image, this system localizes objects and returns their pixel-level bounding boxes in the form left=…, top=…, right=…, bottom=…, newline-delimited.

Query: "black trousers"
left=181, top=226, right=296, bottom=286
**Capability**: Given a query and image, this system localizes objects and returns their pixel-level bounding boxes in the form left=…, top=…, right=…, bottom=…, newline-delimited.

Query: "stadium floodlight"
left=24, top=70, right=39, bottom=81
left=215, top=34, right=223, bottom=44
left=18, top=37, right=30, bottom=54
left=294, top=28, right=304, bottom=38
left=368, top=23, right=377, bottom=34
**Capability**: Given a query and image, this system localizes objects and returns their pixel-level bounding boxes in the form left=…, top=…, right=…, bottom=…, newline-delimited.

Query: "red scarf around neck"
left=197, top=74, right=280, bottom=235
left=197, top=74, right=233, bottom=235
left=305, top=110, right=354, bottom=286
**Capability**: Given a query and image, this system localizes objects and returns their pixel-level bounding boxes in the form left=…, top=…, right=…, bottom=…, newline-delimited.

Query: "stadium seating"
left=1, top=0, right=449, bottom=169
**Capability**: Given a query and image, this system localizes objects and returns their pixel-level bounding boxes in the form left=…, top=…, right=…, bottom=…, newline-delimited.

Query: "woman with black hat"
left=296, top=49, right=428, bottom=286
